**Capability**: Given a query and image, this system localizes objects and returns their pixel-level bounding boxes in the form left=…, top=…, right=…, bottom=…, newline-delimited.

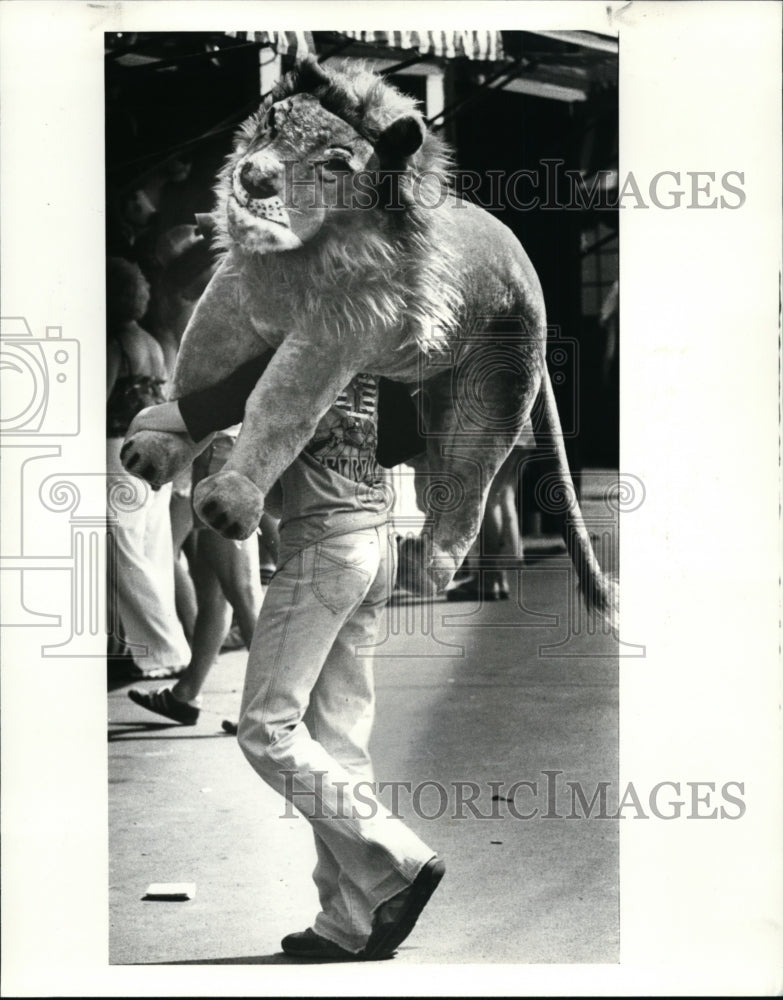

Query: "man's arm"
left=127, top=353, right=273, bottom=441
left=177, top=353, right=272, bottom=440
left=128, top=356, right=425, bottom=465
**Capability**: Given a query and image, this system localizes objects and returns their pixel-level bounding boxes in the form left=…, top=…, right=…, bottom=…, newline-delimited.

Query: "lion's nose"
left=239, top=161, right=280, bottom=200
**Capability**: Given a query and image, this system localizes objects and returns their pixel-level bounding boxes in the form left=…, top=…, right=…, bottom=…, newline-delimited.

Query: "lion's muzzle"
left=231, top=154, right=299, bottom=245
left=239, top=159, right=281, bottom=201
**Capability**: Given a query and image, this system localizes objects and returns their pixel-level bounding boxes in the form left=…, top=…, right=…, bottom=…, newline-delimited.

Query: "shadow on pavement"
left=108, top=725, right=233, bottom=742
left=138, top=952, right=394, bottom=965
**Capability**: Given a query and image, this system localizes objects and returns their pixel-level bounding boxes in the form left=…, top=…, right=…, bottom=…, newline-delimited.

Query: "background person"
left=106, top=256, right=190, bottom=679
left=128, top=426, right=264, bottom=725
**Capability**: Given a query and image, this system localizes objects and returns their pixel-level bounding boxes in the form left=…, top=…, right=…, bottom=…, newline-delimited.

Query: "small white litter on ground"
left=142, top=883, right=196, bottom=901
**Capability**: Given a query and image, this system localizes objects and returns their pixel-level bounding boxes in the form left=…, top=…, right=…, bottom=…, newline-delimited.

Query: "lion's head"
left=212, top=59, right=462, bottom=354
left=215, top=58, right=449, bottom=255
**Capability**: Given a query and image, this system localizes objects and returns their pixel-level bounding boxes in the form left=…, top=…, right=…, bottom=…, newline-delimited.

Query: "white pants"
left=237, top=525, right=435, bottom=953
left=107, top=437, right=190, bottom=671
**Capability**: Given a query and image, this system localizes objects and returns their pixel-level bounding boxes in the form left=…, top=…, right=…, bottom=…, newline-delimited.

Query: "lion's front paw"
left=193, top=471, right=264, bottom=540
left=120, top=430, right=197, bottom=489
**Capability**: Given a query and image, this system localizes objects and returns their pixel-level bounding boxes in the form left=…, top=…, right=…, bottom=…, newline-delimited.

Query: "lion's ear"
left=375, top=115, right=425, bottom=164
left=297, top=55, right=330, bottom=92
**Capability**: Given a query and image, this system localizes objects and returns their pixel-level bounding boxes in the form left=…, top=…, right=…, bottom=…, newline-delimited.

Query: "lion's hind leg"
left=412, top=354, right=541, bottom=594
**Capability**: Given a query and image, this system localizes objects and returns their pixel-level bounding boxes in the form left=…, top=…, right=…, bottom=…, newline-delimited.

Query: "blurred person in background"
left=106, top=256, right=190, bottom=678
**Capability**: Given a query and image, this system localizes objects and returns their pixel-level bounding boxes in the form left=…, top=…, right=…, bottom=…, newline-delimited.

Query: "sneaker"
left=128, top=685, right=200, bottom=725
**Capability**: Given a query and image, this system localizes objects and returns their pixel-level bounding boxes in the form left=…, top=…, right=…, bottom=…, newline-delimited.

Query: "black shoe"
left=361, top=857, right=446, bottom=960
left=127, top=686, right=200, bottom=725
left=281, top=928, right=359, bottom=961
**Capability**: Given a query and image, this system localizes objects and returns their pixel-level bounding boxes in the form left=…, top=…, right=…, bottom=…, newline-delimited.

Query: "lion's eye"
left=322, top=158, right=351, bottom=175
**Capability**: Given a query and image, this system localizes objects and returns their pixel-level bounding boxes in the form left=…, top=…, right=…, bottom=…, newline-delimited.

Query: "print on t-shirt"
left=305, top=374, right=382, bottom=486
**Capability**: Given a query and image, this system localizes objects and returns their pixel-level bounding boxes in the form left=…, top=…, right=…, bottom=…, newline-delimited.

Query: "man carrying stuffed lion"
left=125, top=359, right=444, bottom=961
left=122, top=53, right=617, bottom=960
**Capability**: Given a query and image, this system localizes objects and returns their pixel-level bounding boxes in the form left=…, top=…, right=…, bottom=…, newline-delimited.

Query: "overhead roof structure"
left=105, top=28, right=617, bottom=187
left=107, top=29, right=617, bottom=102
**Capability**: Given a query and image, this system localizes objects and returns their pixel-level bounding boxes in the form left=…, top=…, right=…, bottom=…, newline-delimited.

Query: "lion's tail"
left=532, top=366, right=619, bottom=630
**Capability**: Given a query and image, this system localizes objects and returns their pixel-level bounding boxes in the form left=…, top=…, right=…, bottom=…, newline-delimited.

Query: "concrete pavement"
left=109, top=549, right=619, bottom=967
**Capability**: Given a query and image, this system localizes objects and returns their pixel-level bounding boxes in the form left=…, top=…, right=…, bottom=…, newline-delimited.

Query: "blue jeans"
left=237, top=525, right=435, bottom=952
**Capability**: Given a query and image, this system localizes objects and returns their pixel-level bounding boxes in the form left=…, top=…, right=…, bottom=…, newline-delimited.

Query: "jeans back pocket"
left=311, top=539, right=373, bottom=614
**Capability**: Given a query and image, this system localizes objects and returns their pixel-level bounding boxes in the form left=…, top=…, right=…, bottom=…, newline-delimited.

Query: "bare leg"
left=445, top=452, right=519, bottom=599
left=475, top=450, right=524, bottom=593
left=170, top=535, right=233, bottom=704
left=481, top=449, right=523, bottom=561
left=202, top=529, right=263, bottom=649
left=170, top=487, right=197, bottom=642
left=171, top=529, right=263, bottom=703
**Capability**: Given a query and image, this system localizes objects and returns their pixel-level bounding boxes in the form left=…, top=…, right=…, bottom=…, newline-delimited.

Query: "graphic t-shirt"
left=275, top=373, right=392, bottom=566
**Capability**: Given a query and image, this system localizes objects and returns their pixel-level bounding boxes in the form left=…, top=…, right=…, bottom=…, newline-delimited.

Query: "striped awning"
left=225, top=31, right=316, bottom=57
left=226, top=30, right=503, bottom=62
left=339, top=31, right=504, bottom=61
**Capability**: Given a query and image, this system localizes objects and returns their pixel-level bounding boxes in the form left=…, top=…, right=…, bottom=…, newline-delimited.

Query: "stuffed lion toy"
left=121, top=57, right=617, bottom=622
